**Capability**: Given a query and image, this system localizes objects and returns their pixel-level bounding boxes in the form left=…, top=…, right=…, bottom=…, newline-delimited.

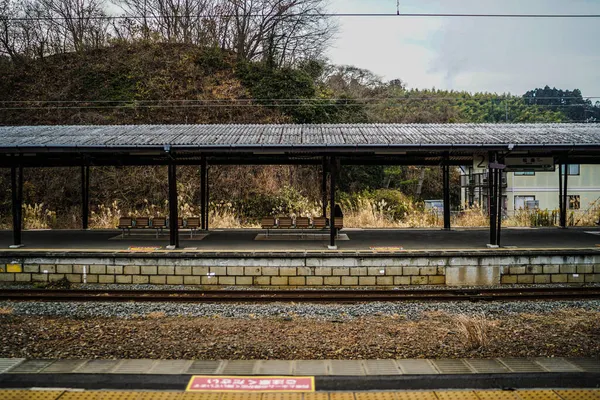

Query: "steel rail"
left=1, top=287, right=600, bottom=303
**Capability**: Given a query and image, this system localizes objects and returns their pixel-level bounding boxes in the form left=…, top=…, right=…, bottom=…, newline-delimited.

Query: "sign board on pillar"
left=504, top=157, right=554, bottom=172
left=473, top=154, right=488, bottom=171
left=187, top=376, right=315, bottom=392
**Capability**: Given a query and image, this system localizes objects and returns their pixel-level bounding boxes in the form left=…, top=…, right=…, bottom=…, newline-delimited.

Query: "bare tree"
left=36, top=0, right=109, bottom=52
left=221, top=0, right=334, bottom=66
left=0, top=0, right=24, bottom=62
left=116, top=0, right=215, bottom=44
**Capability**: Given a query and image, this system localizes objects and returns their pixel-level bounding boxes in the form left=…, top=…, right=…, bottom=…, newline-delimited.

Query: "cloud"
left=326, top=0, right=600, bottom=95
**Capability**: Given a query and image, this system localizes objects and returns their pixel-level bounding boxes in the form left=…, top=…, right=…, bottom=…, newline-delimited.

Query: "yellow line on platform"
left=1, top=247, right=599, bottom=254
left=2, top=390, right=600, bottom=400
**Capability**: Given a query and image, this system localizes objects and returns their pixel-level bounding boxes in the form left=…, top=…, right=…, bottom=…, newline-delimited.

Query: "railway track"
left=1, top=287, right=600, bottom=302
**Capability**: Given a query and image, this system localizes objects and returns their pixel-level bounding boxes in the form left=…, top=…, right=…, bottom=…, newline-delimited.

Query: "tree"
left=523, top=85, right=599, bottom=122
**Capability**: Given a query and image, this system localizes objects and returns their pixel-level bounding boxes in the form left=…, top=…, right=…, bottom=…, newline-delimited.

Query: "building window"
left=514, top=171, right=535, bottom=176
left=515, top=196, right=536, bottom=210
left=569, top=195, right=580, bottom=210
left=560, top=164, right=580, bottom=175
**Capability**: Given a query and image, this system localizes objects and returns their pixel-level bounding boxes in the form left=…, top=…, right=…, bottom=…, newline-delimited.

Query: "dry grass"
left=16, top=196, right=600, bottom=229
left=0, top=307, right=13, bottom=315
left=146, top=311, right=167, bottom=319
left=454, top=313, right=497, bottom=350
left=342, top=198, right=403, bottom=228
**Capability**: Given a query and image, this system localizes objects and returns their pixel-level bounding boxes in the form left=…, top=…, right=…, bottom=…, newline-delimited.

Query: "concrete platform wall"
left=1, top=253, right=600, bottom=286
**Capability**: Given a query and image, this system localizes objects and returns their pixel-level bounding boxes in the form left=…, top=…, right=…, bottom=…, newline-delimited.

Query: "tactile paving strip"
left=516, top=390, right=562, bottom=400
left=395, top=392, right=437, bottom=400
left=328, top=393, right=356, bottom=400
left=435, top=391, right=479, bottom=400
left=554, top=390, right=600, bottom=400
left=0, top=390, right=64, bottom=400
left=138, top=394, right=184, bottom=400
left=474, top=391, right=520, bottom=400
left=355, top=392, right=397, bottom=400
left=182, top=393, right=221, bottom=400
left=60, top=392, right=142, bottom=400
left=262, top=394, right=302, bottom=400
left=3, top=390, right=600, bottom=400
left=220, top=393, right=263, bottom=400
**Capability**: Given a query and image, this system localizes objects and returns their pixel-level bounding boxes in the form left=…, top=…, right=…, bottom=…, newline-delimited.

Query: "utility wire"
left=1, top=96, right=599, bottom=104
left=0, top=103, right=597, bottom=110
left=4, top=12, right=600, bottom=22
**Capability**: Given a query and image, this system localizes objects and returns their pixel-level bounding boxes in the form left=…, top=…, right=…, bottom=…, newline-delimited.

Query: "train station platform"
left=2, top=389, right=600, bottom=400
left=2, top=227, right=600, bottom=252
left=0, top=358, right=598, bottom=392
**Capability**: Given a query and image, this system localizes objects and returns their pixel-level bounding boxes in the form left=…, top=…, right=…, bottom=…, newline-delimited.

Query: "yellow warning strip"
left=1, top=247, right=599, bottom=254
left=2, top=390, right=600, bottom=400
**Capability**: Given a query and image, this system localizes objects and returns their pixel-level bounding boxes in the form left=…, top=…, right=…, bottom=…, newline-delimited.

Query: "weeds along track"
left=1, top=287, right=600, bottom=303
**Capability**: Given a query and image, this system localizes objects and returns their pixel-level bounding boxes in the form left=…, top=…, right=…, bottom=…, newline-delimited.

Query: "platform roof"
left=1, top=123, right=600, bottom=167
left=1, top=123, right=600, bottom=149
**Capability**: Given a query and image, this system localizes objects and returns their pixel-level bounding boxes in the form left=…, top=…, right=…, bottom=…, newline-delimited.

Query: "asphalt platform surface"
left=1, top=227, right=600, bottom=252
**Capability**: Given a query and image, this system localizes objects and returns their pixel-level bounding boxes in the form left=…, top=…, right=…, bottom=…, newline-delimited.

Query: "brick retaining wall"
left=1, top=253, right=599, bottom=286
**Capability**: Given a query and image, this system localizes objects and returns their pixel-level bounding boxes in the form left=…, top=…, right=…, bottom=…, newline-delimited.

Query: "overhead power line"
left=2, top=96, right=599, bottom=104
left=0, top=102, right=597, bottom=111
left=4, top=12, right=600, bottom=22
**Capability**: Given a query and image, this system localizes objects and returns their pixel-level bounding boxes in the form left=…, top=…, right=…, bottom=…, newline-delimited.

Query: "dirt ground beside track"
left=1, top=309, right=599, bottom=359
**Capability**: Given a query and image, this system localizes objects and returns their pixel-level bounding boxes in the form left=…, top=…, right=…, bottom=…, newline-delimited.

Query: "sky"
left=326, top=0, right=600, bottom=96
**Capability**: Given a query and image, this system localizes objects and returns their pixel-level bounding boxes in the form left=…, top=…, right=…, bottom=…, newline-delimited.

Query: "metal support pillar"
left=200, top=157, right=206, bottom=230
left=563, top=163, right=569, bottom=228
left=81, top=166, right=90, bottom=230
left=322, top=157, right=327, bottom=217
left=205, top=164, right=210, bottom=231
left=168, top=162, right=179, bottom=249
left=558, top=163, right=564, bottom=228
left=488, top=152, right=498, bottom=247
left=495, top=167, right=502, bottom=246
left=329, top=156, right=337, bottom=250
left=10, top=165, right=24, bottom=248
left=442, top=158, right=451, bottom=230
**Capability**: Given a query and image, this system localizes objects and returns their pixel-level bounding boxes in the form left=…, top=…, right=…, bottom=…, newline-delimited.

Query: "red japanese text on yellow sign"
left=186, top=376, right=315, bottom=392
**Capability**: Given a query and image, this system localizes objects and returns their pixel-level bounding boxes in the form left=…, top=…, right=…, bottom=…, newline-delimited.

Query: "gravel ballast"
left=1, top=300, right=599, bottom=360
left=2, top=299, right=600, bottom=320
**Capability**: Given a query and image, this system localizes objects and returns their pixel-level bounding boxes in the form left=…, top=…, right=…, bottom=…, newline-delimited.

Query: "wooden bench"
left=151, top=217, right=167, bottom=238
left=186, top=217, right=201, bottom=238
left=261, top=217, right=277, bottom=236
left=312, top=217, right=327, bottom=230
left=258, top=216, right=343, bottom=237
left=117, top=217, right=133, bottom=237
left=295, top=217, right=310, bottom=237
left=278, top=216, right=293, bottom=229
left=117, top=217, right=154, bottom=237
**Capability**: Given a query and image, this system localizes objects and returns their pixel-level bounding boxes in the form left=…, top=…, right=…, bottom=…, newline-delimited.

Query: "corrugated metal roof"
left=0, top=123, right=599, bottom=149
